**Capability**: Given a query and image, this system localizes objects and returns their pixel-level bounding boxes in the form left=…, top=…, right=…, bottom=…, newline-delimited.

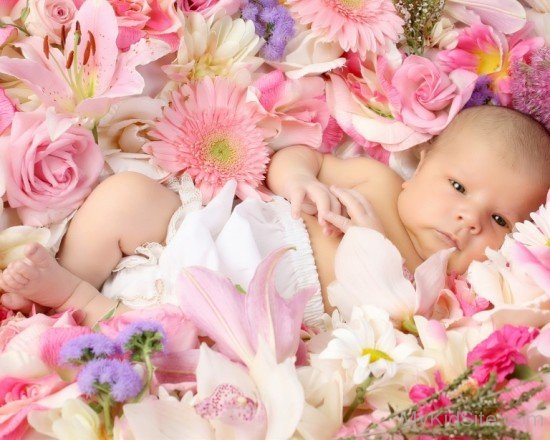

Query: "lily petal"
left=414, top=248, right=454, bottom=317
left=446, top=0, right=527, bottom=34
left=245, top=247, right=314, bottom=362
left=328, top=227, right=417, bottom=321
left=177, top=267, right=254, bottom=364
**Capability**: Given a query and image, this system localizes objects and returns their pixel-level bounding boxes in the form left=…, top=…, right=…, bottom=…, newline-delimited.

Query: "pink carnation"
left=145, top=77, right=270, bottom=203
left=467, top=325, right=539, bottom=385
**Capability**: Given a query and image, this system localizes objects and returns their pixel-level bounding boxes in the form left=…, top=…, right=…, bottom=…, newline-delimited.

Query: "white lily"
left=327, top=227, right=453, bottom=329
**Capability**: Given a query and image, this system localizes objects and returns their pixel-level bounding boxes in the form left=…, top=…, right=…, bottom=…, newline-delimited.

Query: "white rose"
left=0, top=225, right=50, bottom=269
left=269, top=27, right=346, bottom=79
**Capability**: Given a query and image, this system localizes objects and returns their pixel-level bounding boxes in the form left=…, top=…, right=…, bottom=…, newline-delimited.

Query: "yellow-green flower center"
left=338, top=0, right=364, bottom=8
left=206, top=137, right=237, bottom=166
left=546, top=238, right=550, bottom=247
left=361, top=348, right=393, bottom=363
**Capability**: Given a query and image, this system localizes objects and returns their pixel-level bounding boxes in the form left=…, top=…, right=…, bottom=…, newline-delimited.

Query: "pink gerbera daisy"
left=287, top=0, right=404, bottom=58
left=144, top=77, right=270, bottom=203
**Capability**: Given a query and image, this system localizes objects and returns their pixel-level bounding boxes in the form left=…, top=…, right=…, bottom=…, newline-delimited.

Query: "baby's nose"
left=456, top=210, right=481, bottom=234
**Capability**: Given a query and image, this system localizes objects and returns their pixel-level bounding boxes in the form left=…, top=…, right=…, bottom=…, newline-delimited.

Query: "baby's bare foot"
left=0, top=243, right=81, bottom=309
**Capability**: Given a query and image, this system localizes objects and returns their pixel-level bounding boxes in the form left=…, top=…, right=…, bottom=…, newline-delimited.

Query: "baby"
left=0, top=106, right=548, bottom=325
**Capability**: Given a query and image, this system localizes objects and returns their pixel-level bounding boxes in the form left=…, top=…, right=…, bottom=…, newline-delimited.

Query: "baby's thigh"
left=58, top=172, right=180, bottom=287
left=302, top=213, right=340, bottom=313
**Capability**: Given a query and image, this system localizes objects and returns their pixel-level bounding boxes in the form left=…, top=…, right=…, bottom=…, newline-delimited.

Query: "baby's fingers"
left=330, top=186, right=371, bottom=219
left=323, top=211, right=352, bottom=233
left=289, top=187, right=306, bottom=219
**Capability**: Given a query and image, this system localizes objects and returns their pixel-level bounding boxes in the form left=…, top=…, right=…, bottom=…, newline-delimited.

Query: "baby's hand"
left=286, top=175, right=341, bottom=228
left=323, top=186, right=384, bottom=234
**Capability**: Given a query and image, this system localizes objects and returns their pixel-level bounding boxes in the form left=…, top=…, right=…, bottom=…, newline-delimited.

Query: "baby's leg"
left=58, top=171, right=181, bottom=289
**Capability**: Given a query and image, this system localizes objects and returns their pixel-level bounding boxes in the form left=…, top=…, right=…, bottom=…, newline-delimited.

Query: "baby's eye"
left=492, top=214, right=508, bottom=228
left=449, top=180, right=465, bottom=193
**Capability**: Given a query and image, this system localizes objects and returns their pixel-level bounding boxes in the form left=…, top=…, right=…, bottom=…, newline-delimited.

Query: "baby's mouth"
left=435, top=230, right=461, bottom=251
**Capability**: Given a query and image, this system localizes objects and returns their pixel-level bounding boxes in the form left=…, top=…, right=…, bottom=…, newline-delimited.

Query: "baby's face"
left=397, top=139, right=548, bottom=274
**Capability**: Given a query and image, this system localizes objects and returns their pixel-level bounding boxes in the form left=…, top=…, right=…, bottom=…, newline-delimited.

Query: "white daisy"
left=319, top=306, right=432, bottom=385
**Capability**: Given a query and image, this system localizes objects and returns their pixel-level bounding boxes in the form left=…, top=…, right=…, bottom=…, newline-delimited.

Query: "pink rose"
left=0, top=374, right=76, bottom=439
left=177, top=0, right=241, bottom=17
left=467, top=325, right=539, bottom=385
left=381, top=55, right=477, bottom=135
left=4, top=112, right=104, bottom=226
left=26, top=0, right=78, bottom=44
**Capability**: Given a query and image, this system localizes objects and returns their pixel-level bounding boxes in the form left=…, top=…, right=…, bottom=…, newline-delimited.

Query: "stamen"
left=61, top=25, right=67, bottom=50
left=75, top=21, right=80, bottom=33
left=88, top=31, right=96, bottom=55
left=43, top=35, right=49, bottom=60
left=66, top=50, right=74, bottom=69
left=83, top=41, right=91, bottom=65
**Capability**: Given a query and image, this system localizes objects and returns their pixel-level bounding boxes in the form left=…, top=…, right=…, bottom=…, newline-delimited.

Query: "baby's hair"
left=433, top=105, right=550, bottom=186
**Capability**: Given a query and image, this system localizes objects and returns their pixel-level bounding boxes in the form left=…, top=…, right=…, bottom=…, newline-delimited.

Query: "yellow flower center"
left=546, top=238, right=550, bottom=247
left=338, top=0, right=364, bottom=8
left=475, top=49, right=502, bottom=75
left=361, top=348, right=393, bottom=363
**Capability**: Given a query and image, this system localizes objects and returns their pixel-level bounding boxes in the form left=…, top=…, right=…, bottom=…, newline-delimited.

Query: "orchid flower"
left=0, top=0, right=171, bottom=125
left=445, top=0, right=527, bottom=34
left=177, top=246, right=314, bottom=366
left=327, top=227, right=453, bottom=330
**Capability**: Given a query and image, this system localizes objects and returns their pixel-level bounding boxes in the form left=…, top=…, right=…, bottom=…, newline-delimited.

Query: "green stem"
left=343, top=375, right=374, bottom=422
left=100, top=394, right=113, bottom=437
left=0, top=22, right=30, bottom=36
left=135, top=348, right=153, bottom=402
left=92, top=122, right=99, bottom=144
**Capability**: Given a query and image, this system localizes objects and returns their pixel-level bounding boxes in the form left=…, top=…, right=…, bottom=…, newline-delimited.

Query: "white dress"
left=101, top=176, right=325, bottom=328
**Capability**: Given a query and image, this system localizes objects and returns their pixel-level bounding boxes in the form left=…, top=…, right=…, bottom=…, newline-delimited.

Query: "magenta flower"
left=144, top=77, right=270, bottom=203
left=467, top=325, right=539, bottom=385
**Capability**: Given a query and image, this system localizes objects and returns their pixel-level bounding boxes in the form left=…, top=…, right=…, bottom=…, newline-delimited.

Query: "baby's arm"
left=267, top=145, right=390, bottom=224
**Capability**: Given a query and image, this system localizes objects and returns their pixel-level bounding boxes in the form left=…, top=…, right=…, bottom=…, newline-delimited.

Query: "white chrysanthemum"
left=319, top=306, right=432, bottom=385
left=163, top=12, right=264, bottom=86
left=513, top=204, right=550, bottom=247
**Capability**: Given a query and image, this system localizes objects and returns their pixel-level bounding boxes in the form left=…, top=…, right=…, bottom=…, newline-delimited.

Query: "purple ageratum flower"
left=78, top=358, right=143, bottom=402
left=60, top=333, right=120, bottom=364
left=117, top=320, right=166, bottom=361
left=510, top=46, right=550, bottom=131
left=464, top=75, right=500, bottom=109
left=241, top=0, right=295, bottom=61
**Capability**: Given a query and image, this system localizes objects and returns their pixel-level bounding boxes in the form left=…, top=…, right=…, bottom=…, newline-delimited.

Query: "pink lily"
left=0, top=0, right=171, bottom=122
left=510, top=242, right=550, bottom=296
left=445, top=0, right=527, bottom=34
left=177, top=247, right=314, bottom=366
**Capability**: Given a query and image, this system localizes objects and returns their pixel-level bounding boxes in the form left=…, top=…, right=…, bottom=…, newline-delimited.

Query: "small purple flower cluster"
left=242, top=0, right=295, bottom=61
left=510, top=47, right=550, bottom=131
left=464, top=75, right=500, bottom=109
left=117, top=320, right=166, bottom=361
left=60, top=333, right=120, bottom=364
left=78, top=358, right=143, bottom=402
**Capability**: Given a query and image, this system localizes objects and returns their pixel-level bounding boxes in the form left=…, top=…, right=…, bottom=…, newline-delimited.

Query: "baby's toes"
left=11, top=260, right=38, bottom=282
left=1, top=293, right=34, bottom=313
left=23, top=243, right=52, bottom=269
left=1, top=270, right=26, bottom=291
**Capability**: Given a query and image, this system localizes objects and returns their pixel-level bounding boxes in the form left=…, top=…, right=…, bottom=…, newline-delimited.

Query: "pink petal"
left=245, top=247, right=314, bottom=362
left=0, top=88, right=15, bottom=134
left=0, top=27, right=16, bottom=48
left=68, top=0, right=119, bottom=96
left=177, top=267, right=255, bottom=364
left=447, top=0, right=526, bottom=34
left=414, top=248, right=454, bottom=317
left=117, top=27, right=146, bottom=52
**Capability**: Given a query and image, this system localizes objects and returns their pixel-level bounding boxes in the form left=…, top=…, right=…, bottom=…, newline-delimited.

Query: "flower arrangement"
left=0, top=0, right=548, bottom=438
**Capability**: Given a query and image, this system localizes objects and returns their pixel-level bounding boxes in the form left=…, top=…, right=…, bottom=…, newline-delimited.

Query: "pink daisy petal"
left=144, top=77, right=270, bottom=203
left=288, top=0, right=404, bottom=57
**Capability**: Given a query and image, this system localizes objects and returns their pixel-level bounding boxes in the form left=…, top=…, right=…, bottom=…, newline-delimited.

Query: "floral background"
left=0, top=0, right=548, bottom=438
